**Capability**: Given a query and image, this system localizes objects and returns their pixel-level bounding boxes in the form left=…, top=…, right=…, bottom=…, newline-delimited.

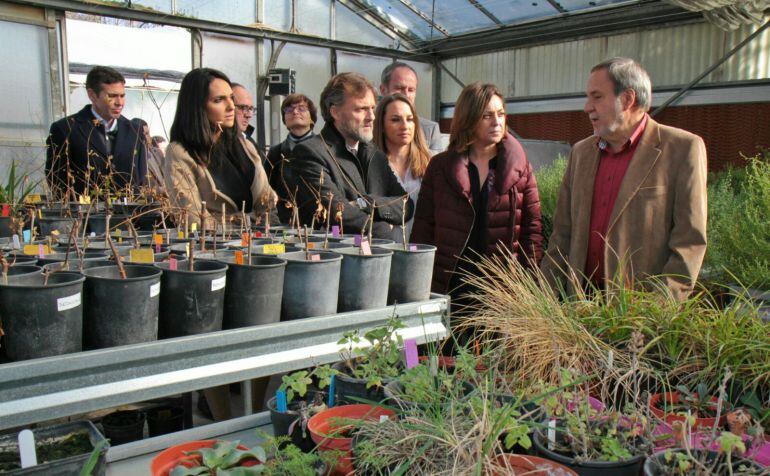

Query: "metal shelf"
left=0, top=295, right=449, bottom=431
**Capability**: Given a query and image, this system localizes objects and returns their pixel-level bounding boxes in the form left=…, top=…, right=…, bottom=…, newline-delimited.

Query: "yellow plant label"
left=306, top=242, right=315, bottom=249
left=191, top=223, right=198, bottom=232
left=24, top=194, right=42, bottom=204
left=78, top=195, right=91, bottom=204
left=178, top=231, right=185, bottom=239
left=261, top=244, right=285, bottom=255
left=23, top=244, right=51, bottom=255
left=129, top=248, right=155, bottom=263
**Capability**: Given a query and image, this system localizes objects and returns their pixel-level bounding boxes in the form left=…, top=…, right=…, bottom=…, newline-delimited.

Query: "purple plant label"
left=354, top=234, right=362, bottom=246
left=404, top=339, right=418, bottom=369
left=155, top=244, right=161, bottom=253
left=332, top=226, right=340, bottom=237
left=409, top=245, right=418, bottom=251
left=38, top=244, right=44, bottom=258
left=12, top=235, right=20, bottom=249
left=276, top=389, right=288, bottom=412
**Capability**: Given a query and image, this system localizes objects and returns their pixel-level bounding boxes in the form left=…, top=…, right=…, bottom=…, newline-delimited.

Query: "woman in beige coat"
left=164, top=68, right=274, bottom=231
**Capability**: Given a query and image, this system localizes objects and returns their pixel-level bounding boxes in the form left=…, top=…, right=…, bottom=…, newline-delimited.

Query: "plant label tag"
left=429, top=356, right=439, bottom=377
left=155, top=244, right=161, bottom=253
left=0, top=204, right=8, bottom=217
left=241, top=232, right=249, bottom=247
left=332, top=226, right=340, bottom=237
left=78, top=194, right=90, bottom=204
left=354, top=234, right=362, bottom=246
left=234, top=250, right=244, bottom=265
left=90, top=232, right=96, bottom=238
left=23, top=244, right=50, bottom=256
left=191, top=223, right=198, bottom=232
left=130, top=248, right=154, bottom=263
left=57, top=293, right=81, bottom=312
left=177, top=231, right=184, bottom=239
left=328, top=375, right=336, bottom=407
left=307, top=242, right=315, bottom=250
left=185, top=243, right=190, bottom=256
left=22, top=230, right=31, bottom=243
left=211, top=275, right=226, bottom=291
left=547, top=419, right=556, bottom=450
left=404, top=339, right=419, bottom=369
left=360, top=240, right=372, bottom=256
left=18, top=429, right=37, bottom=469
left=379, top=415, right=389, bottom=423
left=149, top=282, right=160, bottom=298
left=153, top=234, right=163, bottom=245
left=255, top=231, right=263, bottom=238
left=310, top=253, right=321, bottom=261
left=24, top=194, right=42, bottom=204
left=262, top=244, right=285, bottom=255
left=169, top=257, right=178, bottom=270
left=276, top=390, right=288, bottom=412
left=12, top=235, right=20, bottom=249
left=409, top=245, right=418, bottom=251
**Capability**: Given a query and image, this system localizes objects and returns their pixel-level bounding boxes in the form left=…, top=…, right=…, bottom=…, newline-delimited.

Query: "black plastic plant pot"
left=0, top=271, right=85, bottom=361
left=331, top=361, right=390, bottom=404
left=374, top=243, right=436, bottom=305
left=532, top=425, right=645, bottom=476
left=295, top=241, right=349, bottom=251
left=339, top=237, right=396, bottom=247
left=279, top=251, right=342, bottom=321
left=82, top=265, right=163, bottom=349
left=101, top=410, right=145, bottom=445
left=336, top=247, right=392, bottom=312
left=1, top=265, right=42, bottom=284
left=154, top=259, right=228, bottom=338
left=0, top=216, right=13, bottom=238
left=642, top=449, right=766, bottom=476
left=216, top=254, right=286, bottom=329
left=84, top=241, right=134, bottom=257
left=146, top=406, right=185, bottom=437
left=86, top=214, right=130, bottom=235
left=36, top=251, right=109, bottom=266
left=0, top=420, right=109, bottom=475
left=42, top=260, right=115, bottom=273
left=36, top=216, right=78, bottom=237
left=3, top=254, right=37, bottom=266
left=267, top=391, right=326, bottom=453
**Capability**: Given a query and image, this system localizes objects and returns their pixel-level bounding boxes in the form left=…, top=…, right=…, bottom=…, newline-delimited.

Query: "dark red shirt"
left=584, top=114, right=648, bottom=286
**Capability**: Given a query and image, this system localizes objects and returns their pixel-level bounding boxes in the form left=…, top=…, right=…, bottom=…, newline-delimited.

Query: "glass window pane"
left=265, top=1, right=291, bottom=31
left=175, top=0, right=256, bottom=25
left=298, top=0, right=331, bottom=38
left=201, top=32, right=257, bottom=88
left=364, top=0, right=435, bottom=40
left=336, top=2, right=394, bottom=48
left=408, top=0, right=494, bottom=34
left=478, top=0, right=561, bottom=24
left=558, top=0, right=630, bottom=11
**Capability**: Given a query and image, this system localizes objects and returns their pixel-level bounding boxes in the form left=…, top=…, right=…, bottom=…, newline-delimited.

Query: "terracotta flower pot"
left=149, top=440, right=259, bottom=476
left=307, top=404, right=395, bottom=476
left=649, top=392, right=726, bottom=430
left=491, top=453, right=578, bottom=475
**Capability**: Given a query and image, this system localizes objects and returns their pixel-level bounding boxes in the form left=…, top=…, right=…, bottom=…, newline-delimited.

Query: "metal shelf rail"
left=0, top=294, right=449, bottom=431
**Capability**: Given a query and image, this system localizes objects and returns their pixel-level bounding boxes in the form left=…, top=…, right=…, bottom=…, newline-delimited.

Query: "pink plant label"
left=404, top=339, right=418, bottom=369
left=1, top=204, right=9, bottom=217
left=332, top=226, right=340, bottom=237
left=37, top=244, right=44, bottom=258
left=310, top=254, right=321, bottom=261
left=354, top=234, right=362, bottom=246
left=360, top=240, right=372, bottom=256
left=409, top=245, right=418, bottom=251
left=155, top=244, right=161, bottom=253
left=169, top=257, right=178, bottom=270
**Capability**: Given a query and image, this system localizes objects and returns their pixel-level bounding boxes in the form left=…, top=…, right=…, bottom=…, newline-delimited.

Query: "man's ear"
left=621, top=88, right=637, bottom=111
left=86, top=88, right=98, bottom=104
left=379, top=84, right=388, bottom=96
left=329, top=104, right=339, bottom=124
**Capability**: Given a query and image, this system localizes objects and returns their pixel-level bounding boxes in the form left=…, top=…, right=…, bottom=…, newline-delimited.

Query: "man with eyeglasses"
left=232, top=84, right=259, bottom=150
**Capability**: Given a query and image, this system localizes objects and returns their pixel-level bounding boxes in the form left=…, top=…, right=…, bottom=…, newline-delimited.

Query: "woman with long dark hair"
left=373, top=93, right=432, bottom=241
left=412, top=82, right=543, bottom=312
left=165, top=68, right=273, bottom=228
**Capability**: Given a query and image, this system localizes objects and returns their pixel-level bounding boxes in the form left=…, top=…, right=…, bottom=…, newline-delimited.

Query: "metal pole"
left=652, top=20, right=770, bottom=117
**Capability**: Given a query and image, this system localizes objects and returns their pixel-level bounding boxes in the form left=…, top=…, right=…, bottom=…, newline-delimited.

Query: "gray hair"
left=591, top=57, right=651, bottom=111
left=380, top=62, right=418, bottom=88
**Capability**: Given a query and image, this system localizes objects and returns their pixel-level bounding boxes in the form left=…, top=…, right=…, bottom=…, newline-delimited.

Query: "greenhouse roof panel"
left=476, top=0, right=562, bottom=24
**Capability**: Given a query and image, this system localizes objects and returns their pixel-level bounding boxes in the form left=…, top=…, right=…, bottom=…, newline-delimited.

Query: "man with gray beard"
left=282, top=73, right=413, bottom=238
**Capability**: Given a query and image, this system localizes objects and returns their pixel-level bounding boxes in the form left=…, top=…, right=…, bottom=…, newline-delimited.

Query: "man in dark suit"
left=281, top=73, right=414, bottom=238
left=46, top=66, right=147, bottom=200
left=380, top=62, right=443, bottom=154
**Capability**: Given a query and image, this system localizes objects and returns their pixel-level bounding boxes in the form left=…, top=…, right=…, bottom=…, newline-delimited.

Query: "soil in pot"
left=308, top=404, right=396, bottom=476
left=146, top=406, right=185, bottom=437
left=154, top=259, right=228, bottom=338
left=649, top=392, right=727, bottom=430
left=82, top=265, right=162, bottom=349
left=532, top=425, right=646, bottom=476
left=336, top=247, right=392, bottom=312
left=374, top=243, right=436, bottom=305
left=101, top=410, right=145, bottom=445
left=0, top=271, right=85, bottom=361
left=279, top=251, right=342, bottom=321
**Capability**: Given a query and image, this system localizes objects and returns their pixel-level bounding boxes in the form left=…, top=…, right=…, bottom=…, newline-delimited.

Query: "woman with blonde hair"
left=412, top=82, right=543, bottom=304
left=373, top=93, right=432, bottom=241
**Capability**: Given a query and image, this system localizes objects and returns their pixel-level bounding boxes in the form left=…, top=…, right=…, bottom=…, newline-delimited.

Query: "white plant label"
left=211, top=276, right=226, bottom=291
left=57, top=293, right=81, bottom=312
left=547, top=419, right=556, bottom=450
left=149, top=282, right=160, bottom=298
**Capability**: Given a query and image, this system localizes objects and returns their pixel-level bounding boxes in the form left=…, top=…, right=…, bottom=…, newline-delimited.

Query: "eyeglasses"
left=235, top=105, right=256, bottom=114
left=284, top=104, right=309, bottom=115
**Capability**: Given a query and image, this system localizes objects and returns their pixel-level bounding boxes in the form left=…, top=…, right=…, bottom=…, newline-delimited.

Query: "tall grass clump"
left=535, top=155, right=567, bottom=249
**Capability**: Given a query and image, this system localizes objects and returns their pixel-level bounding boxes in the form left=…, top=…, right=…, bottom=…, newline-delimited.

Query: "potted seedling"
left=255, top=433, right=326, bottom=476
left=267, top=366, right=336, bottom=451
left=333, top=315, right=406, bottom=402
left=0, top=161, right=37, bottom=238
left=650, top=383, right=729, bottom=431
left=644, top=431, right=766, bottom=475
left=152, top=440, right=264, bottom=476
left=383, top=358, right=475, bottom=411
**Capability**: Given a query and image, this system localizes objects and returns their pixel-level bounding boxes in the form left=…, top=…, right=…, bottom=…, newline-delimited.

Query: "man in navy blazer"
left=46, top=66, right=147, bottom=199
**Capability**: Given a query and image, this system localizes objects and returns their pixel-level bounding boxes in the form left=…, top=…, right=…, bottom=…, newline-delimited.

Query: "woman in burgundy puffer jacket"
left=411, top=82, right=543, bottom=302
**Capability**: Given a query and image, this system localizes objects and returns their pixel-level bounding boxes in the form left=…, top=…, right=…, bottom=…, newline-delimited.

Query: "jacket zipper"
left=447, top=196, right=476, bottom=293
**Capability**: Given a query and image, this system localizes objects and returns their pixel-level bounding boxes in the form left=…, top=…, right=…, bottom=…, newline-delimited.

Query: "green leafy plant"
left=279, top=365, right=336, bottom=404
left=170, top=440, right=266, bottom=476
left=337, top=316, right=406, bottom=389
left=535, top=155, right=567, bottom=248
left=668, top=383, right=723, bottom=418
left=256, top=433, right=324, bottom=476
